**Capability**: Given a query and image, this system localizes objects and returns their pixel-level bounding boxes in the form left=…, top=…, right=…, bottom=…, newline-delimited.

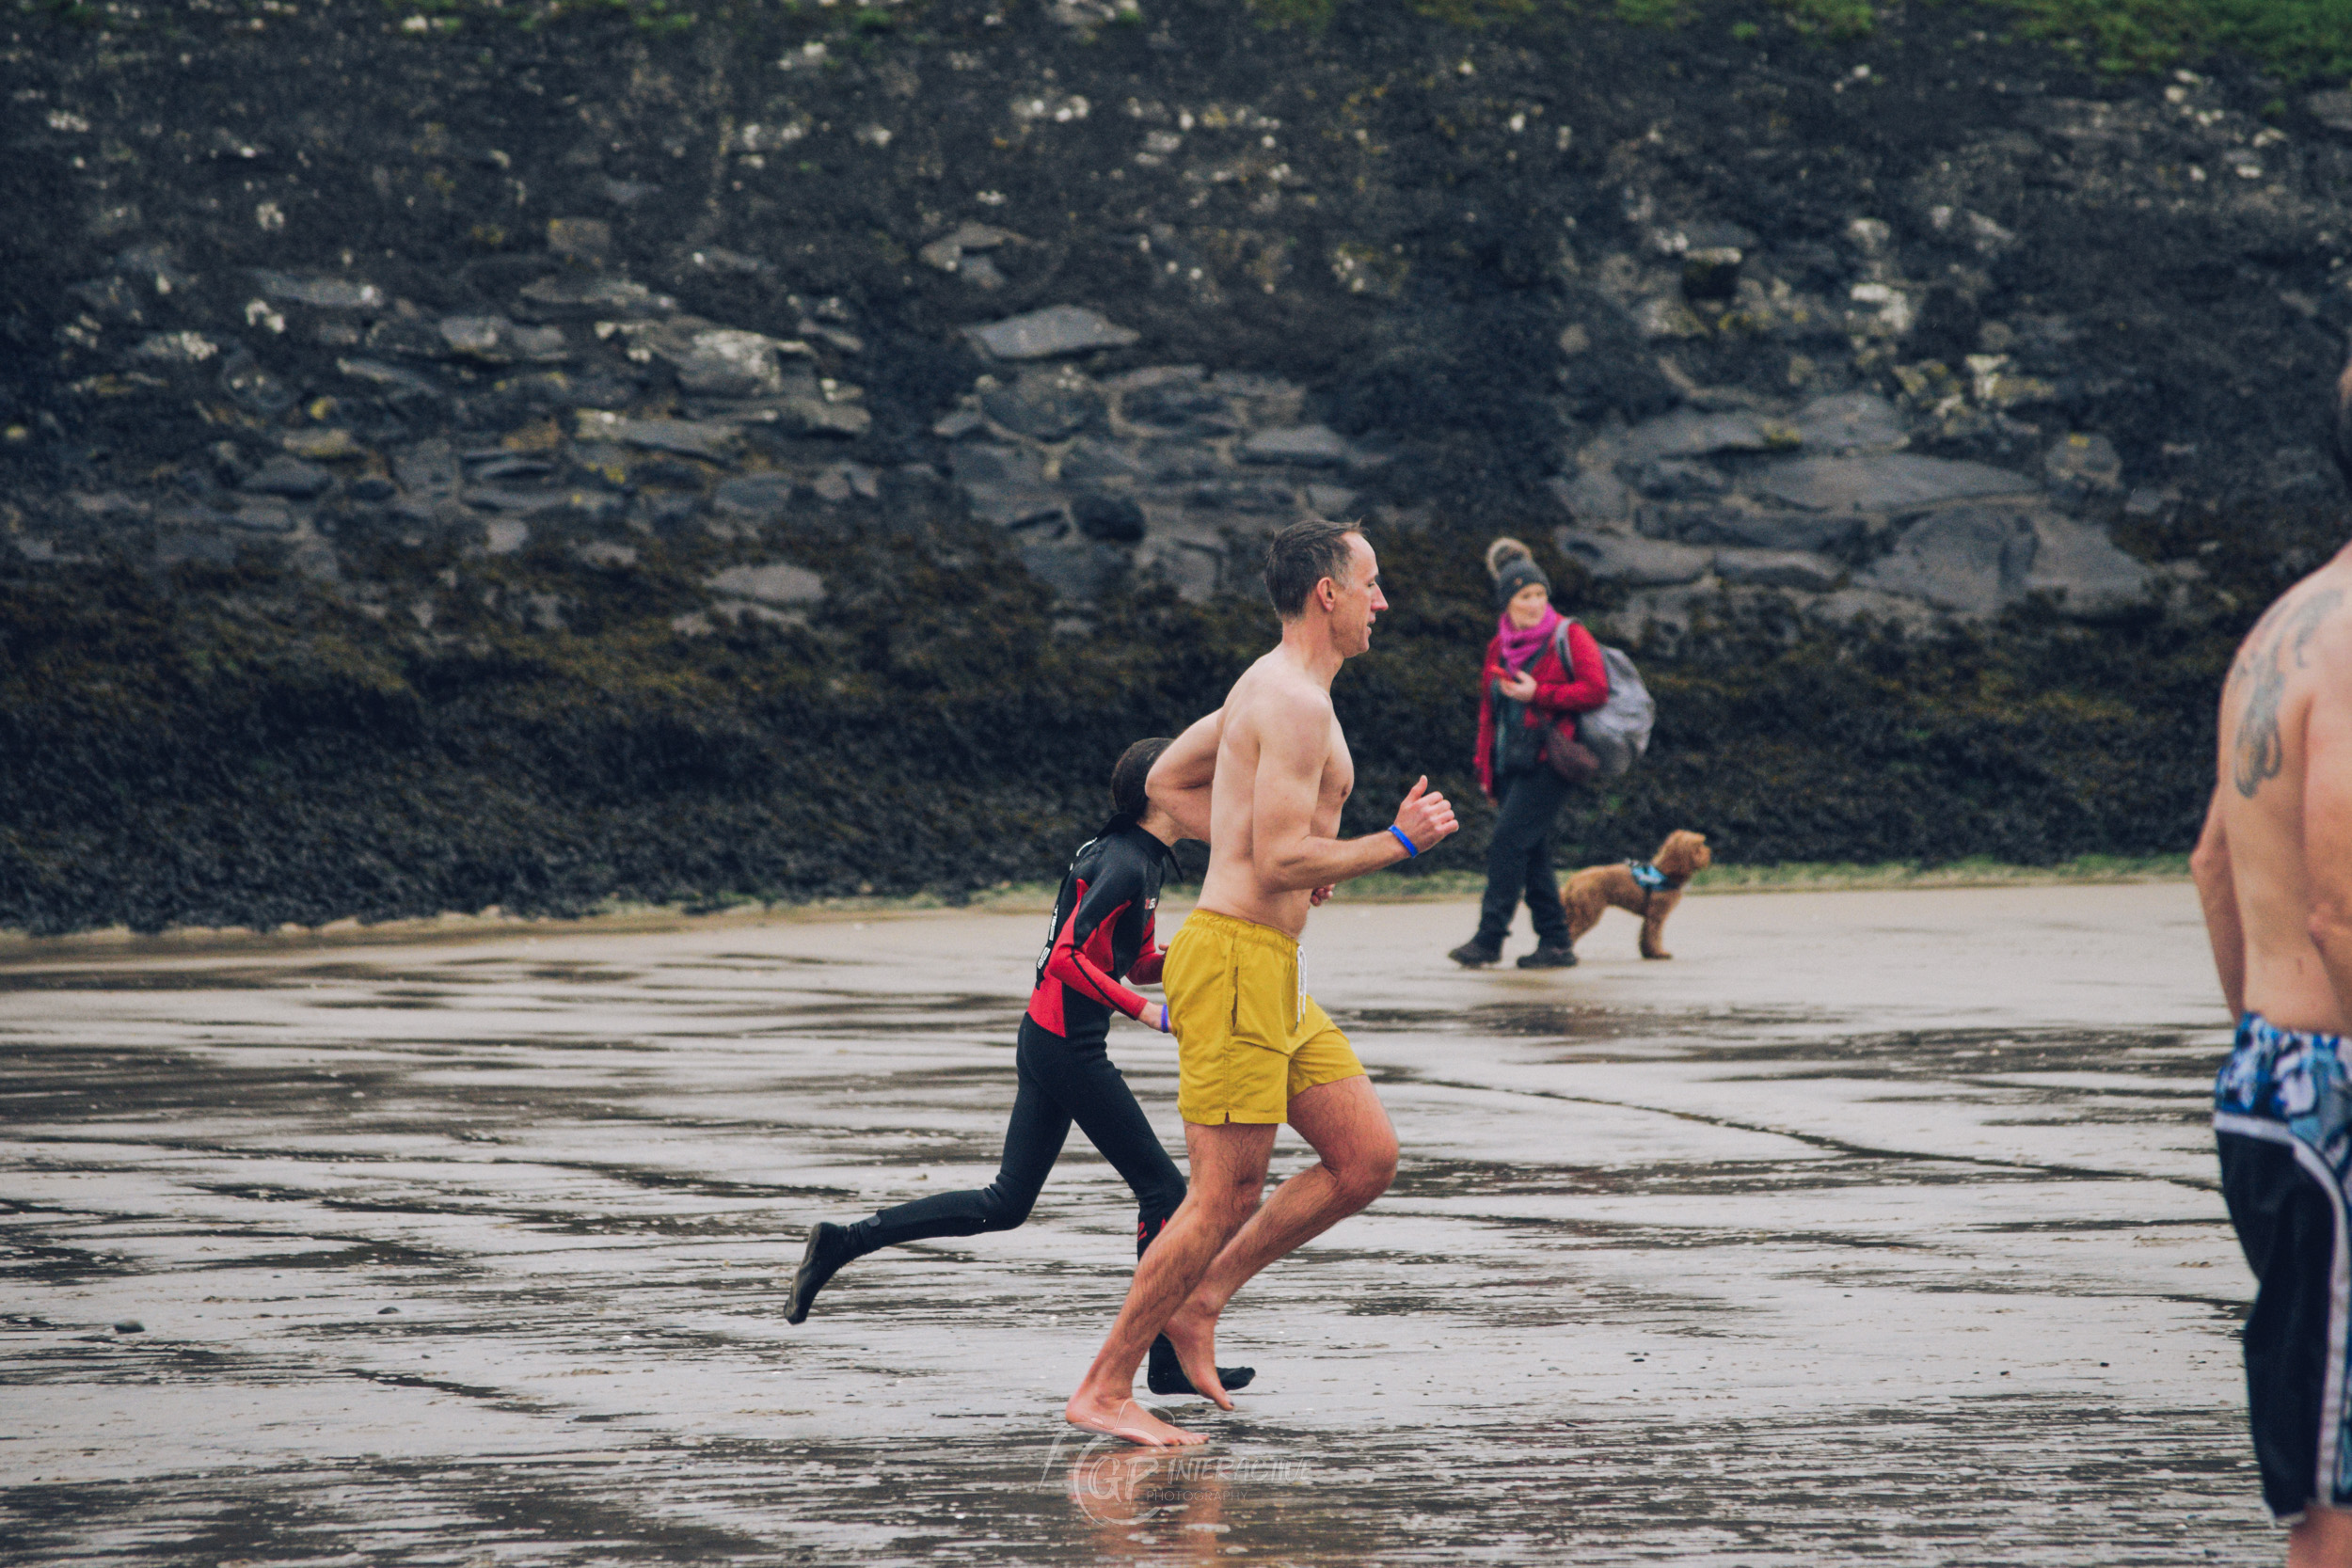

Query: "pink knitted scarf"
left=1494, top=605, right=1562, bottom=675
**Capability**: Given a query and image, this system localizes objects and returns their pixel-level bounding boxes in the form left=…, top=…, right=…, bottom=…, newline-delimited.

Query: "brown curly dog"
left=1561, top=831, right=1711, bottom=959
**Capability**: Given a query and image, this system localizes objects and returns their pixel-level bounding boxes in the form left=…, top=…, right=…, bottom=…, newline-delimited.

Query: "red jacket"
left=1474, top=619, right=1610, bottom=799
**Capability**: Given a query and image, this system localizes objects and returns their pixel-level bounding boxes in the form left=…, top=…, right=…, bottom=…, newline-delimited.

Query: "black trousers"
left=1476, top=765, right=1573, bottom=948
left=849, top=1017, right=1186, bottom=1258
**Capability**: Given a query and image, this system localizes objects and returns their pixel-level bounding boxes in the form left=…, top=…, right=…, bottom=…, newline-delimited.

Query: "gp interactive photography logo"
left=1041, top=1427, right=1307, bottom=1524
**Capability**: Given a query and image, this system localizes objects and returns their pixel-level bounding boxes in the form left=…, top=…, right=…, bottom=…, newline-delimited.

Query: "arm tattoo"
left=2231, top=588, right=2344, bottom=798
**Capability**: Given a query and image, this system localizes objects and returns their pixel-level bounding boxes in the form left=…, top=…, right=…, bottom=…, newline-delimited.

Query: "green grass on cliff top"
left=29, top=0, right=2352, bottom=84
left=30, top=0, right=2352, bottom=84
left=1277, top=0, right=2352, bottom=83
left=1897, top=0, right=2349, bottom=80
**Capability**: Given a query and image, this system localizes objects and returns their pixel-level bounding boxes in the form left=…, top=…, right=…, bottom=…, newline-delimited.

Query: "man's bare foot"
left=1161, top=1302, right=1232, bottom=1410
left=1064, top=1390, right=1210, bottom=1448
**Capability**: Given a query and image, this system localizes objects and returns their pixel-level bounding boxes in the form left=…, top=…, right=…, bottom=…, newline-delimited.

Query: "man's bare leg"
left=1161, top=1075, right=1399, bottom=1403
left=1065, top=1121, right=1275, bottom=1445
left=2290, top=1505, right=2352, bottom=1568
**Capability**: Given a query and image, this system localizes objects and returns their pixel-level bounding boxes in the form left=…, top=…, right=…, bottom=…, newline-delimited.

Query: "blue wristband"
left=1153, top=1004, right=1171, bottom=1034
left=1388, top=825, right=1419, bottom=858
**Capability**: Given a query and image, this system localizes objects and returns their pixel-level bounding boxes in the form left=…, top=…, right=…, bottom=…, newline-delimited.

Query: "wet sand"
left=0, top=884, right=2266, bottom=1565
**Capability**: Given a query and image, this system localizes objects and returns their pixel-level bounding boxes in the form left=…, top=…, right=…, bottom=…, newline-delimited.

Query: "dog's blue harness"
left=1627, top=861, right=1670, bottom=894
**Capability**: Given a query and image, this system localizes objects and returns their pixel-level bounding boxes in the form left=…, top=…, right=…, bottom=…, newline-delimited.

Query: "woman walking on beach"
left=1449, top=538, right=1611, bottom=970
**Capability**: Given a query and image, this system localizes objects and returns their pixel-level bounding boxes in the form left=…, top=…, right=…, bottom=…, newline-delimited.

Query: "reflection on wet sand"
left=1067, top=1446, right=1247, bottom=1558
left=0, top=886, right=2271, bottom=1564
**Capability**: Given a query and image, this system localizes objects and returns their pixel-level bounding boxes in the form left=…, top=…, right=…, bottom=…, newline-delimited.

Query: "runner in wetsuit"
left=786, top=738, right=1256, bottom=1398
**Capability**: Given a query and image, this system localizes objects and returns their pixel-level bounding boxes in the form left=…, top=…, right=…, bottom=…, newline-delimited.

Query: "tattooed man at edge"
left=2192, top=354, right=2352, bottom=1568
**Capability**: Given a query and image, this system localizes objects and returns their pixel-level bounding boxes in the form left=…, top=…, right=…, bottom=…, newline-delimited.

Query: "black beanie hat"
left=1485, top=536, right=1549, bottom=610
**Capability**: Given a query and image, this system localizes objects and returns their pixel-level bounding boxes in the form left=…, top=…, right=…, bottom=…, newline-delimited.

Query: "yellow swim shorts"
left=1163, top=908, right=1366, bottom=1126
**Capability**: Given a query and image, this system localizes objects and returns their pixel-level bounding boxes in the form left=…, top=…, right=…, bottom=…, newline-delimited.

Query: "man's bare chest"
left=1319, top=728, right=1355, bottom=816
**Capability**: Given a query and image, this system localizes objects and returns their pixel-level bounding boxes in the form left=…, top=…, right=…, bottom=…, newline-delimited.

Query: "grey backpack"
left=1558, top=623, right=1655, bottom=777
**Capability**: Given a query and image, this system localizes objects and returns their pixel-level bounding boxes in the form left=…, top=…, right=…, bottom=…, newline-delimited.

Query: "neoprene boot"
left=1147, top=1336, right=1258, bottom=1398
left=787, top=1221, right=857, bottom=1323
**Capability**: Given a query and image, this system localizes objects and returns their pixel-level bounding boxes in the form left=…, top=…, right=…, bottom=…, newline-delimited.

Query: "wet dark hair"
left=1264, top=518, right=1361, bottom=619
left=1105, top=736, right=1174, bottom=832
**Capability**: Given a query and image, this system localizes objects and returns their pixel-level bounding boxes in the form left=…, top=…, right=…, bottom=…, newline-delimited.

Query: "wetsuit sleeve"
left=1042, top=857, right=1151, bottom=1021
left=1129, top=920, right=1165, bottom=988
left=1531, top=622, right=1610, bottom=715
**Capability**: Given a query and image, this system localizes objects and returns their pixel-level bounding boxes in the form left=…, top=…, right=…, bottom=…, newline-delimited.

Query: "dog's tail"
left=1485, top=536, right=1534, bottom=582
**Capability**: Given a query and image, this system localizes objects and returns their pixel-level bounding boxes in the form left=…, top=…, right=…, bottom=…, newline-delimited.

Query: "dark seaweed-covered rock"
left=1712, top=546, right=1844, bottom=592
left=1677, top=507, right=1867, bottom=554
left=707, top=562, right=823, bottom=607
left=1240, top=426, right=1355, bottom=468
left=1073, top=490, right=1149, bottom=544
left=243, top=457, right=333, bottom=499
left=1790, top=394, right=1908, bottom=454
left=0, top=0, right=2344, bottom=932
left=1618, top=411, right=1775, bottom=464
left=968, top=307, right=1138, bottom=362
left=1750, top=455, right=2036, bottom=515
left=1856, top=505, right=2043, bottom=614
left=980, top=367, right=1106, bottom=440
left=1559, top=531, right=1714, bottom=586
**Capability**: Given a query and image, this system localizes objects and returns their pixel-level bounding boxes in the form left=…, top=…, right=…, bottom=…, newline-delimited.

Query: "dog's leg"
left=1564, top=887, right=1602, bottom=942
left=1639, top=892, right=1678, bottom=959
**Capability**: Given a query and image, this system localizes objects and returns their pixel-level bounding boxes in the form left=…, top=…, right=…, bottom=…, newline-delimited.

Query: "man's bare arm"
left=1146, top=709, right=1223, bottom=842
left=1249, top=689, right=1457, bottom=893
left=2190, top=785, right=2246, bottom=1019
left=2303, top=673, right=2352, bottom=1018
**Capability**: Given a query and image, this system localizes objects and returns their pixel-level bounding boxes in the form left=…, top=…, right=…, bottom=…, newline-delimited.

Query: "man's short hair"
left=1264, top=518, right=1360, bottom=619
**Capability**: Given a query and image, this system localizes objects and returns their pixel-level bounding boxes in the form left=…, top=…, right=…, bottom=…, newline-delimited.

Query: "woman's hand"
left=1497, top=668, right=1538, bottom=703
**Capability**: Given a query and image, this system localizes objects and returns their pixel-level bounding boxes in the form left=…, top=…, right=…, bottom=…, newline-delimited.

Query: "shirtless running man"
left=1063, top=517, right=1460, bottom=1447
left=2193, top=357, right=2352, bottom=1567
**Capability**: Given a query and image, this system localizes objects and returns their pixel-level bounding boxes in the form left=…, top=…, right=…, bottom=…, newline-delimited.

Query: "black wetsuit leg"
left=800, top=1023, right=1257, bottom=1390
left=843, top=1020, right=1182, bottom=1256
left=846, top=1039, right=1073, bottom=1254
left=1042, top=1035, right=1186, bottom=1236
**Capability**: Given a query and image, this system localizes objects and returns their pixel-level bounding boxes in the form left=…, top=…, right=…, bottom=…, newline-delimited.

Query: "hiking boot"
left=1448, top=938, right=1502, bottom=968
left=1517, top=942, right=1579, bottom=969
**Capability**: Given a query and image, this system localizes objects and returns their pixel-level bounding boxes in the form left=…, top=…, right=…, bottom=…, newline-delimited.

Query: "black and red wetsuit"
left=1027, top=826, right=1171, bottom=1042
left=839, top=824, right=1187, bottom=1260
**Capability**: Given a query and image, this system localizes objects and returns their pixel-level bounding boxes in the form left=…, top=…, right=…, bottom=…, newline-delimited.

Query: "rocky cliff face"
left=2, top=0, right=2348, bottom=929
left=9, top=0, right=2352, bottom=611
